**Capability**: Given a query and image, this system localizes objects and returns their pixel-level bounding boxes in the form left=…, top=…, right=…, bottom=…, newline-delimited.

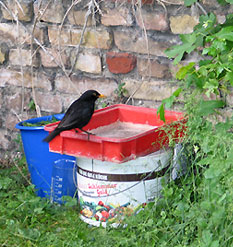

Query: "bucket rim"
left=15, top=114, right=64, bottom=130
left=54, top=158, right=77, bottom=165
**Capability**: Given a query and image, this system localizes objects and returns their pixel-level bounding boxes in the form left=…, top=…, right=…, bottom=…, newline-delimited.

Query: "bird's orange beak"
left=98, top=94, right=106, bottom=98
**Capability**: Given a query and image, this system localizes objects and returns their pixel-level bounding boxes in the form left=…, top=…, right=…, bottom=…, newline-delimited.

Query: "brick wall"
left=0, top=0, right=230, bottom=156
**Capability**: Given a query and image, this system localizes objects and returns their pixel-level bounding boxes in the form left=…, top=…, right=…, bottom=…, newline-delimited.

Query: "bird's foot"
left=80, top=129, right=95, bottom=141
left=80, top=129, right=95, bottom=135
left=75, top=128, right=95, bottom=140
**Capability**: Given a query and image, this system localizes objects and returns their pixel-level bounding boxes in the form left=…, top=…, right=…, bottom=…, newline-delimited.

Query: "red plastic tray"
left=44, top=104, right=186, bottom=163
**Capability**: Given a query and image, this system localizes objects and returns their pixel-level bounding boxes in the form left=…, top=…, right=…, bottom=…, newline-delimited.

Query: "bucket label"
left=76, top=150, right=172, bottom=226
left=77, top=171, right=168, bottom=226
left=78, top=168, right=108, bottom=181
left=79, top=181, right=117, bottom=197
left=77, top=165, right=170, bottom=182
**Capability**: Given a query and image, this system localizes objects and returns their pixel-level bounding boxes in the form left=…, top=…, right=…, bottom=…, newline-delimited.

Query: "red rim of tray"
left=44, top=104, right=187, bottom=162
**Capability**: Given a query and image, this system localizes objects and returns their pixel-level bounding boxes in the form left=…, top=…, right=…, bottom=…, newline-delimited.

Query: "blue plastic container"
left=51, top=159, right=77, bottom=204
left=15, top=114, right=75, bottom=198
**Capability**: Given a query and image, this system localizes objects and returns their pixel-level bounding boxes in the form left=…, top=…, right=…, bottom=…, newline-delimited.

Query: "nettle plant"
left=153, top=4, right=233, bottom=246
left=185, top=0, right=233, bottom=6
left=158, top=11, right=233, bottom=121
left=158, top=1, right=233, bottom=189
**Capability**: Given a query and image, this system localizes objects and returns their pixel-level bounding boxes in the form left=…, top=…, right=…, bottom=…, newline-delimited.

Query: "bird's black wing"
left=57, top=100, right=94, bottom=130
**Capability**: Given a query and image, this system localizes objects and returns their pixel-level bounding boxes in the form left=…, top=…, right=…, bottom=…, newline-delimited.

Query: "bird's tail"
left=43, top=129, right=61, bottom=143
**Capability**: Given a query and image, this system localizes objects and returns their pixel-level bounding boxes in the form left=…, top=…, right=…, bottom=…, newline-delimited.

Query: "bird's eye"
left=93, top=92, right=97, bottom=96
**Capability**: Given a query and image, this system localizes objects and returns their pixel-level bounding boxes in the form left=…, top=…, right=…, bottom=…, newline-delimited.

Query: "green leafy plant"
left=157, top=88, right=182, bottom=122
left=115, top=82, right=128, bottom=99
left=158, top=12, right=233, bottom=122
left=21, top=116, right=58, bottom=127
left=28, top=99, right=36, bottom=111
left=1, top=2, right=232, bottom=246
left=184, top=0, right=233, bottom=6
left=156, top=7, right=233, bottom=247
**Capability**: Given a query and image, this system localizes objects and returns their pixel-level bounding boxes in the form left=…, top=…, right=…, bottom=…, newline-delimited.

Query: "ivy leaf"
left=28, top=99, right=36, bottom=111
left=180, top=33, right=198, bottom=52
left=226, top=0, right=233, bottom=3
left=197, top=100, right=225, bottom=116
left=165, top=33, right=197, bottom=65
left=199, top=13, right=216, bottom=24
left=18, top=228, right=41, bottom=241
left=162, top=88, right=182, bottom=109
left=176, top=62, right=195, bottom=80
left=162, top=96, right=175, bottom=109
left=217, top=0, right=228, bottom=5
left=212, top=39, right=227, bottom=52
left=157, top=89, right=182, bottom=122
left=157, top=103, right=165, bottom=122
left=202, top=230, right=212, bottom=246
left=165, top=43, right=190, bottom=65
left=0, top=177, right=13, bottom=190
left=172, top=87, right=182, bottom=97
left=199, top=60, right=212, bottom=67
left=204, top=167, right=222, bottom=179
left=225, top=71, right=233, bottom=85
left=184, top=0, right=197, bottom=6
left=224, top=13, right=233, bottom=26
left=186, top=73, right=204, bottom=89
left=211, top=240, right=220, bottom=247
left=197, top=13, right=217, bottom=32
left=203, top=79, right=219, bottom=97
left=214, top=26, right=233, bottom=41
left=146, top=218, right=154, bottom=227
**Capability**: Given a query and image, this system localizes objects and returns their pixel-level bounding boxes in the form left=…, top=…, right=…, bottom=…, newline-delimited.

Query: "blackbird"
left=43, top=90, right=105, bottom=143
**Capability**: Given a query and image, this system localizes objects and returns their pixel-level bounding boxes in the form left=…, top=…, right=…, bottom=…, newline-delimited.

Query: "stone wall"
left=0, top=0, right=230, bottom=156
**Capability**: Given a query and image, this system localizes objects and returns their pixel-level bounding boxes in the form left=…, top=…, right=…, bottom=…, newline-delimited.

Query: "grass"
left=0, top=156, right=91, bottom=246
left=1, top=2, right=232, bottom=246
left=1, top=101, right=232, bottom=246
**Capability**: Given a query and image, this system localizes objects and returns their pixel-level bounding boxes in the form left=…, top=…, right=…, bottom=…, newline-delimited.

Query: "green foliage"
left=184, top=0, right=197, bottom=7
left=157, top=103, right=165, bottom=122
left=0, top=154, right=90, bottom=246
left=3, top=108, right=232, bottom=247
left=179, top=94, right=233, bottom=247
left=155, top=8, right=233, bottom=247
left=162, top=12, right=233, bottom=122
left=183, top=0, right=232, bottom=6
left=115, top=82, right=128, bottom=99
left=157, top=88, right=182, bottom=122
left=166, top=13, right=233, bottom=97
left=1, top=6, right=233, bottom=247
left=196, top=99, right=225, bottom=116
left=22, top=116, right=58, bottom=127
left=28, top=99, right=36, bottom=111
left=165, top=33, right=199, bottom=65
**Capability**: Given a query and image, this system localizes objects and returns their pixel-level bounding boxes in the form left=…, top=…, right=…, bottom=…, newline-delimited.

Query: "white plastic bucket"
left=76, top=149, right=172, bottom=227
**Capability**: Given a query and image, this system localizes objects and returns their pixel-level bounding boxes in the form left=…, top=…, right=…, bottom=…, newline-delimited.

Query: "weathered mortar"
left=0, top=0, right=231, bottom=157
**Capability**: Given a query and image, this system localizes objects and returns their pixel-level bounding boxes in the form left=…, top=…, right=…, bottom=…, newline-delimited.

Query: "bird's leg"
left=80, top=128, right=95, bottom=135
left=80, top=128, right=95, bottom=141
left=74, top=128, right=95, bottom=140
